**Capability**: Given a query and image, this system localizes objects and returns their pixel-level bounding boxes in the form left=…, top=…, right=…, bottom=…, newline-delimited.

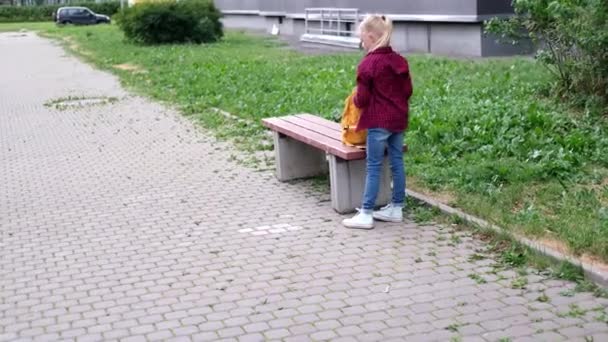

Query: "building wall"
left=477, top=0, right=514, bottom=15
left=352, top=0, right=478, bottom=16
left=431, top=23, right=481, bottom=56
left=215, top=0, right=513, bottom=15
left=215, top=0, right=259, bottom=12
left=221, top=14, right=267, bottom=30
left=215, top=0, right=523, bottom=57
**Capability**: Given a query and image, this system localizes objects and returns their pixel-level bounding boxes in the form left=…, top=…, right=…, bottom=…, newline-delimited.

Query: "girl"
left=342, top=14, right=413, bottom=230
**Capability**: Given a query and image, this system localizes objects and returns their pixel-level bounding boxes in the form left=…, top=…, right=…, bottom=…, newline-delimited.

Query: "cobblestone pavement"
left=1, top=32, right=608, bottom=342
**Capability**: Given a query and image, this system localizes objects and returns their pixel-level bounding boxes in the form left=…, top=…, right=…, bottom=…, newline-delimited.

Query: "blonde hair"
left=359, top=14, right=393, bottom=51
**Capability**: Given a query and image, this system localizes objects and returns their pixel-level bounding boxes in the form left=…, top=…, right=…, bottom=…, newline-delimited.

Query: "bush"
left=116, top=0, right=223, bottom=45
left=486, top=0, right=608, bottom=112
left=0, top=1, right=121, bottom=23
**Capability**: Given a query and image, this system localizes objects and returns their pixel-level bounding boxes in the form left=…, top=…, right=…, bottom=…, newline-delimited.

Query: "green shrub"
left=0, top=1, right=121, bottom=23
left=486, top=0, right=608, bottom=112
left=116, top=0, right=223, bottom=45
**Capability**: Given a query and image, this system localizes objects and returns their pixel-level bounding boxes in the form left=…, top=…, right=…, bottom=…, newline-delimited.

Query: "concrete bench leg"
left=328, top=155, right=391, bottom=214
left=272, top=132, right=328, bottom=181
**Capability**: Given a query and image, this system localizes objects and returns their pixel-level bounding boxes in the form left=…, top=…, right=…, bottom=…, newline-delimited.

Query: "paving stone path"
left=1, top=32, right=607, bottom=342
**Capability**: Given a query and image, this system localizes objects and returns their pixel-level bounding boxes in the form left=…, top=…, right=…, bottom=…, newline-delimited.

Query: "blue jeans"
left=361, top=128, right=406, bottom=212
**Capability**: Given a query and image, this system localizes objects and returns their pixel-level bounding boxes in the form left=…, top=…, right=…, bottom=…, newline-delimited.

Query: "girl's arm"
left=354, top=67, right=372, bottom=108
left=405, top=72, right=413, bottom=101
left=403, top=60, right=413, bottom=100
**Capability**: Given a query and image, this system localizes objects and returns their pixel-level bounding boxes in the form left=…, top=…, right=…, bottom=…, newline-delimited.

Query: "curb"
left=407, top=189, right=608, bottom=288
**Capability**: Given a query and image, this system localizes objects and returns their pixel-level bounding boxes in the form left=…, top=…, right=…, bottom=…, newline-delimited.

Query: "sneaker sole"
left=342, top=222, right=374, bottom=230
left=373, top=214, right=403, bottom=223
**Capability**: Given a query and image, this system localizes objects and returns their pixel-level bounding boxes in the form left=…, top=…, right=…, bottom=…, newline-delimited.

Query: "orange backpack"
left=341, top=91, right=367, bottom=147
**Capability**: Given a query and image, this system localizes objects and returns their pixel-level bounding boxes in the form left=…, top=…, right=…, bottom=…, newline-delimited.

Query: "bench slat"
left=262, top=117, right=366, bottom=160
left=262, top=115, right=408, bottom=160
left=282, top=116, right=342, bottom=142
left=293, top=114, right=408, bottom=153
left=296, top=113, right=342, bottom=131
left=297, top=114, right=407, bottom=153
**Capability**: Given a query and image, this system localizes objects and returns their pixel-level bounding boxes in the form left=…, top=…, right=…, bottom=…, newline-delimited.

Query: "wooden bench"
left=262, top=113, right=407, bottom=214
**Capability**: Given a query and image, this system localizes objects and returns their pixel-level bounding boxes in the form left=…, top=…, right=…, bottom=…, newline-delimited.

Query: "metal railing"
left=304, top=8, right=359, bottom=37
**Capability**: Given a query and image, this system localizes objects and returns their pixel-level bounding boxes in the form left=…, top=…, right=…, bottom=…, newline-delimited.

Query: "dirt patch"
left=592, top=178, right=608, bottom=206
left=580, top=253, right=608, bottom=272
left=578, top=177, right=608, bottom=206
left=511, top=201, right=524, bottom=214
left=71, top=44, right=92, bottom=56
left=540, top=237, right=572, bottom=255
left=540, top=237, right=608, bottom=272
left=113, top=63, right=147, bottom=74
left=3, top=33, right=28, bottom=38
left=408, top=178, right=456, bottom=205
left=58, top=36, right=92, bottom=57
left=45, top=96, right=118, bottom=110
left=584, top=177, right=608, bottom=191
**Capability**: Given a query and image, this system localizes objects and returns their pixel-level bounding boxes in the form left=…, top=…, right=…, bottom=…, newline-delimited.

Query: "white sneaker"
left=373, top=203, right=403, bottom=223
left=342, top=210, right=374, bottom=229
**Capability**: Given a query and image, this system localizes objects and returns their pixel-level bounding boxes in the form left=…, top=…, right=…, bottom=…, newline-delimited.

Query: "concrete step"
left=297, top=42, right=360, bottom=54
left=300, top=33, right=360, bottom=50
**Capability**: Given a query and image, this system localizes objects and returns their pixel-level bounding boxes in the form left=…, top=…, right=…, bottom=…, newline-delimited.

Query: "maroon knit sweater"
left=354, top=46, right=413, bottom=132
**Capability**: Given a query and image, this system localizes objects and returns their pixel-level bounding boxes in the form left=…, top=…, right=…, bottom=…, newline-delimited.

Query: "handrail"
left=304, top=7, right=359, bottom=37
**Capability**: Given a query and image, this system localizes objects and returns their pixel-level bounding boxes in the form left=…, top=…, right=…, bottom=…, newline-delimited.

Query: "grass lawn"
left=3, top=22, right=607, bottom=263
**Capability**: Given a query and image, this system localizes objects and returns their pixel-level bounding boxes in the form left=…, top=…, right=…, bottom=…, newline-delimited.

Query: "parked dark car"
left=54, top=7, right=111, bottom=25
